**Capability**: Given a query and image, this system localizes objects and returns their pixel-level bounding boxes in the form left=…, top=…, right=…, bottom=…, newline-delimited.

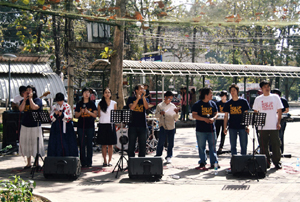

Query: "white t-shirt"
left=99, top=100, right=117, bottom=123
left=13, top=95, right=23, bottom=105
left=252, top=94, right=283, bottom=130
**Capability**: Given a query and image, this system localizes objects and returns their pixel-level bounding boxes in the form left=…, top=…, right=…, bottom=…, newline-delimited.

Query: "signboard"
left=169, top=85, right=174, bottom=89
left=237, top=83, right=260, bottom=91
left=140, top=55, right=162, bottom=62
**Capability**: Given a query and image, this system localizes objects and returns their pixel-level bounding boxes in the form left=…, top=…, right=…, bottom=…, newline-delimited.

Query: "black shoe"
left=267, top=163, right=270, bottom=169
left=275, top=164, right=282, bottom=170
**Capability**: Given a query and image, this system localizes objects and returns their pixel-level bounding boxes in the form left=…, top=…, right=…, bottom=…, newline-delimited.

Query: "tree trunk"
left=109, top=0, right=126, bottom=109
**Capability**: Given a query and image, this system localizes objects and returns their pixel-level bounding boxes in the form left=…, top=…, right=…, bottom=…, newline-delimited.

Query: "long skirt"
left=19, top=125, right=45, bottom=157
left=47, top=121, right=78, bottom=157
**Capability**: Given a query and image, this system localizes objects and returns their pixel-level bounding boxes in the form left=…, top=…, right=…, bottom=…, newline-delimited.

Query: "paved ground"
left=1, top=122, right=300, bottom=202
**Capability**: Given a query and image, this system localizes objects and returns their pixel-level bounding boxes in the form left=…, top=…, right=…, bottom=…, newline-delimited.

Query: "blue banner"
left=140, top=55, right=162, bottom=62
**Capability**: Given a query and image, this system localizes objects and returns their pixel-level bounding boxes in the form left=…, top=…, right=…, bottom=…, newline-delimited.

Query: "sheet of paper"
left=164, top=106, right=176, bottom=116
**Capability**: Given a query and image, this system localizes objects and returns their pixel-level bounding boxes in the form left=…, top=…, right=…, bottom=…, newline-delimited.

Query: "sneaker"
left=195, top=163, right=208, bottom=170
left=166, top=157, right=172, bottom=164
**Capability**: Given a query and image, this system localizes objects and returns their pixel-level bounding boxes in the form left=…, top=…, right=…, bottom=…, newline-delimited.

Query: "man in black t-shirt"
left=223, top=84, right=250, bottom=155
left=271, top=88, right=289, bottom=154
left=192, top=87, right=219, bottom=170
left=126, top=84, right=149, bottom=157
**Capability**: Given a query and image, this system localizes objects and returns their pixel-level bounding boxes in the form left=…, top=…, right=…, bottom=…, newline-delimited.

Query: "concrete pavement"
left=0, top=122, right=300, bottom=202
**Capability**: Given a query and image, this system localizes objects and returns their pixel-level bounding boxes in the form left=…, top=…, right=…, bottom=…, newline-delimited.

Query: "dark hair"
left=26, top=85, right=38, bottom=99
left=19, top=86, right=26, bottom=95
left=229, top=84, right=239, bottom=93
left=81, top=87, right=91, bottom=103
left=183, top=87, right=187, bottom=90
left=164, top=91, right=174, bottom=97
left=143, top=84, right=149, bottom=87
left=134, top=84, right=143, bottom=92
left=200, top=87, right=212, bottom=100
left=259, top=80, right=270, bottom=88
left=271, top=88, right=281, bottom=96
left=55, top=92, right=64, bottom=102
left=99, top=88, right=112, bottom=113
left=220, top=90, right=228, bottom=97
left=191, top=88, right=195, bottom=94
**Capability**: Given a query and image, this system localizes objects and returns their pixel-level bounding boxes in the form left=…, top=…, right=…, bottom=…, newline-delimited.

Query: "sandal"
left=23, top=165, right=31, bottom=169
left=103, top=163, right=108, bottom=167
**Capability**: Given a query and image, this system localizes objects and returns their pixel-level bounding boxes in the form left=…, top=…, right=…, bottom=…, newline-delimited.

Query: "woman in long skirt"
left=48, top=93, right=78, bottom=157
left=97, top=88, right=117, bottom=167
left=19, top=85, right=45, bottom=169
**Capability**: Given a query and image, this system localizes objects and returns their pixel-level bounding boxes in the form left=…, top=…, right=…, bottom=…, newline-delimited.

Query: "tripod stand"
left=110, top=110, right=132, bottom=178
left=241, top=112, right=266, bottom=179
left=30, top=111, right=51, bottom=178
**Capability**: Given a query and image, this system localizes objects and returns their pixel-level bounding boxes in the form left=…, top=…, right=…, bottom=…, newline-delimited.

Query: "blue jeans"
left=77, top=127, right=94, bottom=166
left=229, top=128, right=248, bottom=155
left=156, top=127, right=175, bottom=158
left=128, top=127, right=147, bottom=157
left=196, top=131, right=218, bottom=165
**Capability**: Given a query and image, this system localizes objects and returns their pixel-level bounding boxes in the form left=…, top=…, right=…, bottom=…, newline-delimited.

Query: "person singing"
left=75, top=87, right=97, bottom=167
left=253, top=80, right=283, bottom=169
left=126, top=84, right=149, bottom=157
left=155, top=91, right=179, bottom=164
left=97, top=88, right=117, bottom=167
left=19, top=85, right=44, bottom=169
left=48, top=93, right=78, bottom=157
left=223, top=84, right=250, bottom=155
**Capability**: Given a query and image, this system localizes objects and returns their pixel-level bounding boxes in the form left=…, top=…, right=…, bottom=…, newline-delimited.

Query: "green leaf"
left=37, top=0, right=45, bottom=5
left=22, top=0, right=30, bottom=5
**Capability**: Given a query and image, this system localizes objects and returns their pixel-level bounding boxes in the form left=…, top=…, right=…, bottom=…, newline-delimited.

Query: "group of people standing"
left=14, top=80, right=288, bottom=172
left=15, top=85, right=118, bottom=169
left=192, top=80, right=288, bottom=170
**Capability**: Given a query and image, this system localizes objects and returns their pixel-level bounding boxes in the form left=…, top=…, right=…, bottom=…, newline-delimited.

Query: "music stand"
left=30, top=110, right=51, bottom=178
left=110, top=110, right=132, bottom=178
left=241, top=112, right=266, bottom=179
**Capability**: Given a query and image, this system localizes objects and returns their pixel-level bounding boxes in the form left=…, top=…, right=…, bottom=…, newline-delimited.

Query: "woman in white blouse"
left=97, top=88, right=117, bottom=167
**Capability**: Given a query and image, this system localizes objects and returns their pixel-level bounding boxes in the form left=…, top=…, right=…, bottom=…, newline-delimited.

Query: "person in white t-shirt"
left=252, top=80, right=283, bottom=170
left=12, top=86, right=26, bottom=111
left=97, top=88, right=117, bottom=167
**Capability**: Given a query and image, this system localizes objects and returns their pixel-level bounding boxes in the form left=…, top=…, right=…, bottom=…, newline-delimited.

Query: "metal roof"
left=0, top=63, right=53, bottom=74
left=91, top=59, right=300, bottom=78
left=0, top=55, right=51, bottom=63
left=0, top=73, right=66, bottom=100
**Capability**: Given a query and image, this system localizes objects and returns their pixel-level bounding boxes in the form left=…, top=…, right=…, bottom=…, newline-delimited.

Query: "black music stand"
left=110, top=110, right=132, bottom=178
left=241, top=112, right=266, bottom=179
left=30, top=111, right=51, bottom=178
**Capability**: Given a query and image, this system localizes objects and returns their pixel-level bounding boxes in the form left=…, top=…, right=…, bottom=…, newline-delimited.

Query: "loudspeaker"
left=2, top=111, right=22, bottom=148
left=230, top=154, right=267, bottom=177
left=43, top=156, right=81, bottom=180
left=128, top=157, right=163, bottom=179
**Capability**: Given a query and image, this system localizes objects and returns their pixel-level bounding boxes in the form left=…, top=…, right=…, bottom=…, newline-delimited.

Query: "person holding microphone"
left=75, top=87, right=97, bottom=167
left=126, top=84, right=149, bottom=157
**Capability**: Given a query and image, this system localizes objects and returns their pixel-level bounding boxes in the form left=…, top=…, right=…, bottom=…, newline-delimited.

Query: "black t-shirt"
left=75, top=101, right=97, bottom=128
left=223, top=98, right=250, bottom=129
left=281, top=97, right=289, bottom=112
left=20, top=98, right=43, bottom=127
left=216, top=100, right=226, bottom=113
left=126, top=96, right=147, bottom=128
left=191, top=100, right=218, bottom=132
